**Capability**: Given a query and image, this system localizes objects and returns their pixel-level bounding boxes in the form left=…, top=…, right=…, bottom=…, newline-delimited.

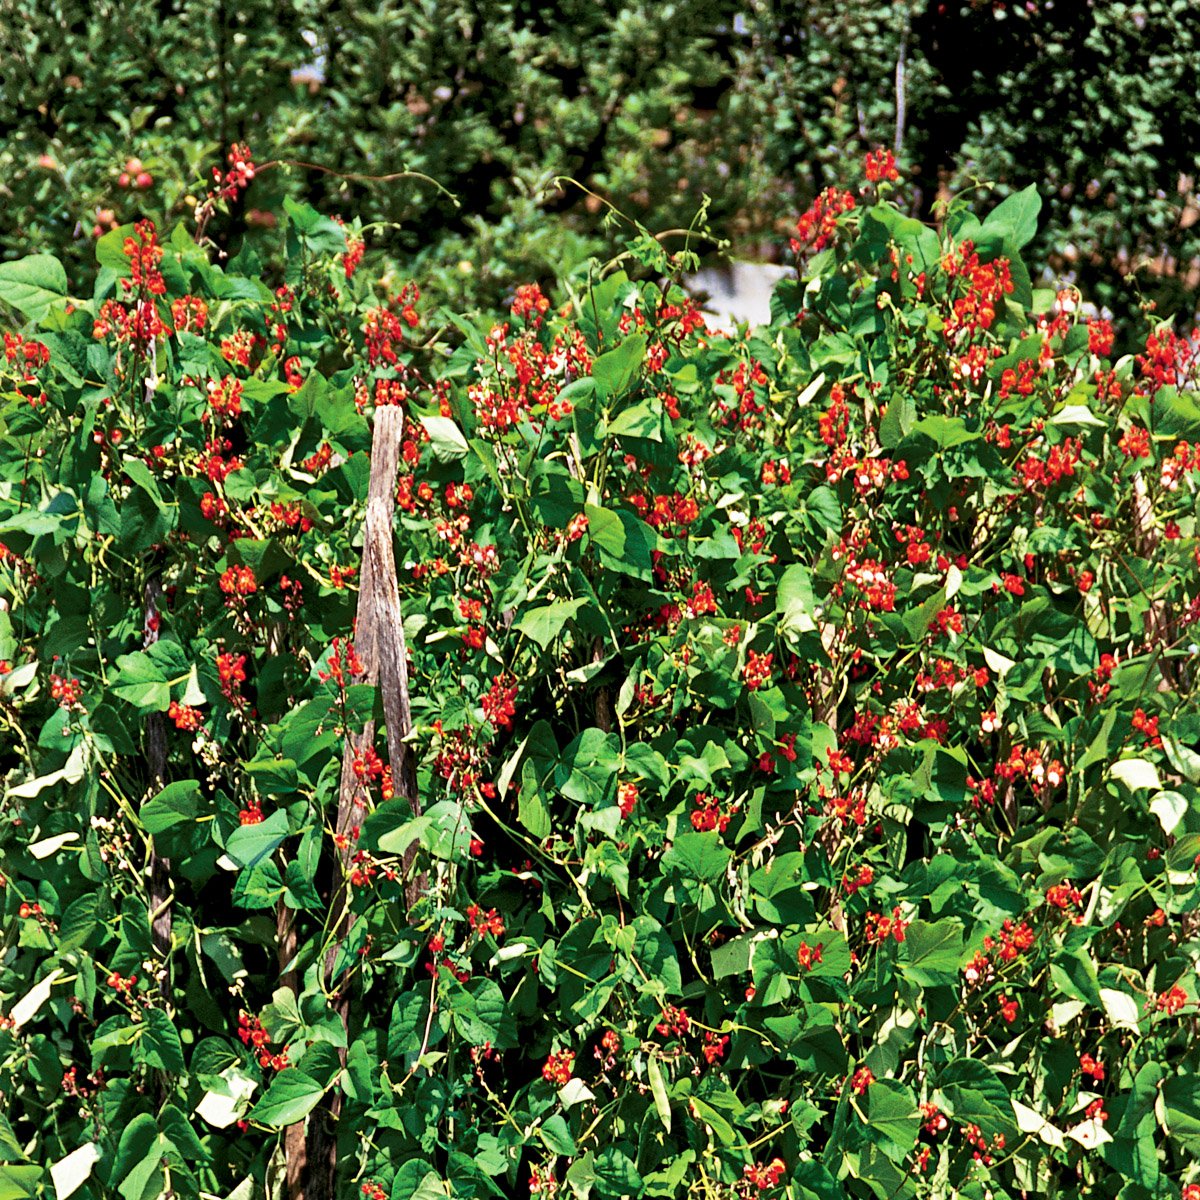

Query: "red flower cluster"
left=1155, top=983, right=1188, bottom=1015
left=1137, top=324, right=1198, bottom=395
left=796, top=941, right=824, bottom=971
left=743, top=1158, right=786, bottom=1191
left=864, top=908, right=908, bottom=944
left=343, top=236, right=365, bottom=280
left=842, top=864, right=874, bottom=895
left=863, top=147, right=899, bottom=183
left=633, top=491, right=700, bottom=535
left=1046, top=880, right=1084, bottom=915
left=743, top=650, right=774, bottom=691
left=1087, top=317, right=1114, bottom=357
left=351, top=746, right=385, bottom=784
left=842, top=557, right=897, bottom=613
left=850, top=1066, right=875, bottom=1094
left=963, top=1123, right=1005, bottom=1166
left=511, top=283, right=550, bottom=323
left=940, top=240, right=1014, bottom=344
left=690, top=792, right=734, bottom=833
left=212, top=142, right=255, bottom=201
left=962, top=918, right=1035, bottom=987
left=49, top=674, right=83, bottom=709
left=1131, top=707, right=1161, bottom=747
left=219, top=565, right=257, bottom=596
left=363, top=304, right=415, bottom=367
left=618, top=782, right=638, bottom=818
left=1118, top=424, right=1151, bottom=459
left=541, top=1049, right=574, bottom=1085
left=122, top=220, right=166, bottom=296
left=318, top=638, right=365, bottom=688
left=702, top=1030, right=729, bottom=1064
left=481, top=673, right=518, bottom=730
left=656, top=1004, right=691, bottom=1038
left=466, top=904, right=505, bottom=939
left=167, top=701, right=202, bottom=731
left=237, top=1011, right=289, bottom=1070
left=1018, top=436, right=1081, bottom=492
left=791, top=187, right=856, bottom=254
left=217, top=651, right=246, bottom=700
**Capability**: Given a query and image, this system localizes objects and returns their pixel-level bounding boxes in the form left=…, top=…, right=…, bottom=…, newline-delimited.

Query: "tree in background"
left=0, top=0, right=1197, bottom=327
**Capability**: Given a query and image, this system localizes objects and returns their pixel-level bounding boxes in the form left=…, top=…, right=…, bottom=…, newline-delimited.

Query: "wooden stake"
left=302, top=404, right=420, bottom=1200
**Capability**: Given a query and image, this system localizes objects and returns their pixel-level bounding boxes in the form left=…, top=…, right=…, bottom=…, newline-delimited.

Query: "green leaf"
left=631, top=915, right=682, bottom=994
left=1150, top=790, right=1189, bottom=835
left=447, top=977, right=511, bottom=1046
left=593, top=333, right=647, bottom=401
left=49, top=1143, right=100, bottom=1200
left=95, top=224, right=136, bottom=272
left=898, top=919, right=964, bottom=987
left=982, top=183, right=1042, bottom=250
left=689, top=1094, right=737, bottom=1145
left=0, top=255, right=68, bottom=320
left=516, top=598, right=589, bottom=648
left=1161, top=1075, right=1200, bottom=1150
left=247, top=1070, right=327, bottom=1129
left=1163, top=735, right=1200, bottom=784
left=518, top=778, right=551, bottom=839
left=283, top=197, right=347, bottom=254
left=608, top=396, right=664, bottom=441
left=565, top=1152, right=596, bottom=1200
left=912, top=415, right=980, bottom=449
left=119, top=458, right=175, bottom=551
left=1013, top=1100, right=1065, bottom=1150
left=0, top=1166, right=43, bottom=1200
left=1048, top=404, right=1107, bottom=428
left=1110, top=758, right=1161, bottom=792
left=141, top=1008, right=185, bottom=1073
left=388, top=990, right=441, bottom=1060
left=937, top=1059, right=1018, bottom=1138
left=662, top=831, right=730, bottom=883
left=867, top=1078, right=920, bottom=1161
left=111, top=651, right=170, bottom=711
left=710, top=931, right=757, bottom=979
left=0, top=1114, right=23, bottom=1161
left=540, top=1114, right=577, bottom=1156
left=194, top=1066, right=258, bottom=1129
left=141, top=779, right=201, bottom=834
left=878, top=393, right=916, bottom=449
left=57, top=893, right=98, bottom=953
left=776, top=563, right=818, bottom=636
left=420, top=799, right=475, bottom=860
left=902, top=585, right=947, bottom=644
left=1102, top=1062, right=1163, bottom=1187
left=223, top=808, right=289, bottom=867
left=593, top=1147, right=643, bottom=1198
left=420, top=416, right=469, bottom=462
left=1050, top=945, right=1102, bottom=1007
left=585, top=505, right=656, bottom=581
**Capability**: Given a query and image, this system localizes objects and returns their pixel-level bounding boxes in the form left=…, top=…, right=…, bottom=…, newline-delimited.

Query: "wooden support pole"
left=299, top=403, right=420, bottom=1200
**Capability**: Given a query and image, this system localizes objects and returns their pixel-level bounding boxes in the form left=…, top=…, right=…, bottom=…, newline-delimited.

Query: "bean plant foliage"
left=1, top=156, right=1199, bottom=1200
